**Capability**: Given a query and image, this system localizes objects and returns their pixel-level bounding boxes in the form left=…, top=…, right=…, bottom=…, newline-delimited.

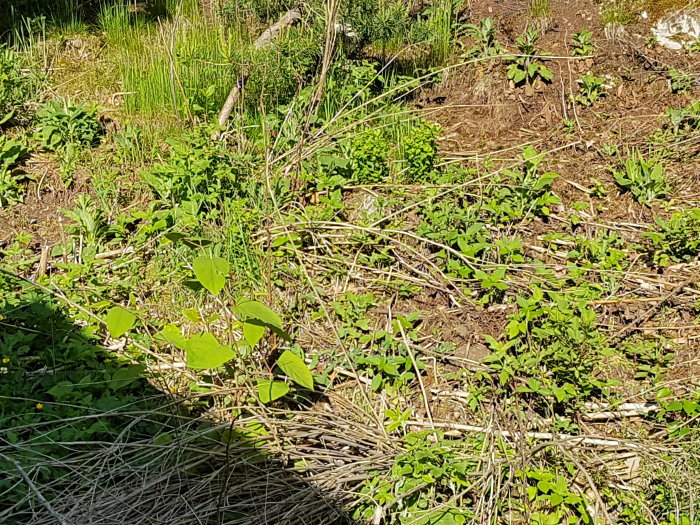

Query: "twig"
left=0, top=453, right=71, bottom=525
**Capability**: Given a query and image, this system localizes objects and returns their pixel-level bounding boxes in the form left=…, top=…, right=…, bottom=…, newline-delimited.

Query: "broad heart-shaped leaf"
left=243, top=319, right=266, bottom=347
left=192, top=256, right=229, bottom=296
left=186, top=331, right=235, bottom=370
left=276, top=350, right=313, bottom=390
left=235, top=300, right=282, bottom=330
left=105, top=307, right=136, bottom=338
left=257, top=380, right=290, bottom=403
left=159, top=324, right=189, bottom=350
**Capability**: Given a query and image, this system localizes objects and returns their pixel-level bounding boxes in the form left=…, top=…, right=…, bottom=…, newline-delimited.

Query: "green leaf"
left=257, top=380, right=290, bottom=403
left=276, top=350, right=314, bottom=390
left=235, top=300, right=282, bottom=329
left=186, top=331, right=235, bottom=370
left=159, top=324, right=189, bottom=350
left=105, top=306, right=136, bottom=338
left=193, top=256, right=229, bottom=296
left=243, top=320, right=266, bottom=347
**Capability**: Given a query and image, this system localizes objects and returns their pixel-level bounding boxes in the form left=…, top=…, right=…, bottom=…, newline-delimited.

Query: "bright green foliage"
left=354, top=431, right=481, bottom=524
left=0, top=135, right=29, bottom=206
left=0, top=46, right=40, bottom=125
left=257, top=379, right=290, bottom=403
left=350, top=128, right=389, bottom=184
left=484, top=146, right=560, bottom=220
left=140, top=131, right=257, bottom=216
left=571, top=27, right=594, bottom=56
left=193, top=256, right=229, bottom=296
left=402, top=121, right=441, bottom=182
left=506, top=27, right=553, bottom=86
left=668, top=68, right=694, bottom=95
left=523, top=468, right=592, bottom=523
left=575, top=72, right=605, bottom=107
left=483, top=286, right=615, bottom=411
left=105, top=307, right=136, bottom=338
left=276, top=350, right=314, bottom=390
left=612, top=151, right=668, bottom=204
left=463, top=17, right=503, bottom=58
left=35, top=101, right=102, bottom=152
left=644, top=208, right=700, bottom=266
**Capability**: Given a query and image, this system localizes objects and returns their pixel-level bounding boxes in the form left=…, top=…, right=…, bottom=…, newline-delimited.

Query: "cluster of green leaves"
left=667, top=68, right=694, bottom=95
left=463, top=17, right=503, bottom=58
left=0, top=45, right=41, bottom=125
left=575, top=72, right=606, bottom=107
left=651, top=100, right=700, bottom=145
left=644, top=208, right=700, bottom=267
left=612, top=151, right=668, bottom=205
left=482, top=286, right=615, bottom=413
left=353, top=431, right=482, bottom=524
left=155, top=254, right=313, bottom=404
left=0, top=274, right=167, bottom=509
left=0, top=135, right=29, bottom=206
left=484, top=145, right=560, bottom=221
left=141, top=130, right=259, bottom=221
left=35, top=101, right=102, bottom=152
left=522, top=467, right=592, bottom=524
left=350, top=127, right=390, bottom=184
left=571, top=28, right=594, bottom=56
left=506, top=27, right=553, bottom=86
left=401, top=120, right=441, bottom=182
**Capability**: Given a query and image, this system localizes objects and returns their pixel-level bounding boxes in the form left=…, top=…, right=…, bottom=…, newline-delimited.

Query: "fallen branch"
left=215, top=9, right=302, bottom=131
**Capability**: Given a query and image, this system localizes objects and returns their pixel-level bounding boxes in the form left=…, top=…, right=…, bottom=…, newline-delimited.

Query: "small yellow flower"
left=36, top=403, right=44, bottom=410
left=2, top=358, right=9, bottom=364
left=169, top=386, right=177, bottom=393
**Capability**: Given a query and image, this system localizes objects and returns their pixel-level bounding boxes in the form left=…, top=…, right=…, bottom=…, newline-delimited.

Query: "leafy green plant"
left=612, top=151, right=668, bottom=204
left=401, top=120, right=441, bottom=182
left=35, top=101, right=102, bottom=152
left=644, top=208, right=700, bottom=266
left=463, top=17, right=503, bottom=58
left=353, top=431, right=482, bottom=523
left=522, top=467, right=592, bottom=524
left=575, top=72, right=605, bottom=106
left=506, top=26, right=553, bottom=87
left=0, top=135, right=29, bottom=206
left=484, top=145, right=560, bottom=221
left=571, top=27, right=594, bottom=56
left=668, top=68, right=694, bottom=95
left=350, top=128, right=389, bottom=184
left=0, top=45, right=41, bottom=125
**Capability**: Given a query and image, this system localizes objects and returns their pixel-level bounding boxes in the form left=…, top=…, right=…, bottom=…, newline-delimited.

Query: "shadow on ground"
left=0, top=272, right=354, bottom=524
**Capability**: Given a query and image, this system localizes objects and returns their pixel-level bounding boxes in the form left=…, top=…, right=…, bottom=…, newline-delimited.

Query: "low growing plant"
left=0, top=135, right=29, bottom=206
left=644, top=208, right=700, bottom=266
left=612, top=151, right=668, bottom=204
left=506, top=26, right=553, bottom=87
left=571, top=27, right=594, bottom=56
left=575, top=72, right=606, bottom=106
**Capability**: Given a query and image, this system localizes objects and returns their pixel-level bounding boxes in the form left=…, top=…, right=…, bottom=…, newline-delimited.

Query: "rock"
left=652, top=10, right=700, bottom=50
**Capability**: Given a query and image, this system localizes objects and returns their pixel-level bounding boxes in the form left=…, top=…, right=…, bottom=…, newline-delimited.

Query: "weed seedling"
left=506, top=26, right=553, bottom=87
left=612, top=151, right=668, bottom=205
left=575, top=72, right=606, bottom=106
left=571, top=27, right=594, bottom=56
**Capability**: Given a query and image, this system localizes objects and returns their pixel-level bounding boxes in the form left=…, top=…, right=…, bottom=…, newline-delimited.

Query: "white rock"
left=652, top=10, right=700, bottom=50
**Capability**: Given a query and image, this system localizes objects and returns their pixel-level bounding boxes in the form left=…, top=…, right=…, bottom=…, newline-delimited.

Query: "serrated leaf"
left=193, top=256, right=229, bottom=296
left=235, top=300, right=282, bottom=329
left=105, top=307, right=136, bottom=338
left=276, top=350, right=314, bottom=390
left=257, top=380, right=290, bottom=403
left=186, top=331, right=235, bottom=370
